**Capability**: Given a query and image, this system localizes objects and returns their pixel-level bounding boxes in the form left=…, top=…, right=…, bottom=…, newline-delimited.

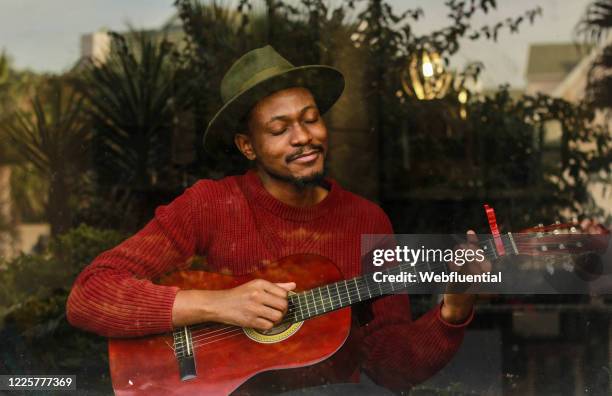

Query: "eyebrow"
left=265, top=105, right=318, bottom=125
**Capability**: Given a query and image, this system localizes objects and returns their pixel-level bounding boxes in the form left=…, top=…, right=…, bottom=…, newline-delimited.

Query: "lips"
left=289, top=150, right=321, bottom=163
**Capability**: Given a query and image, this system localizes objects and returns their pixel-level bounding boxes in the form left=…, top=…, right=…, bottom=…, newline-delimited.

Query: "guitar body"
left=108, top=254, right=351, bottom=396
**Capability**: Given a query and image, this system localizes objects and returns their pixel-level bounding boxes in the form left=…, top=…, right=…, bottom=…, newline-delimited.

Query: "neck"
left=255, top=168, right=328, bottom=207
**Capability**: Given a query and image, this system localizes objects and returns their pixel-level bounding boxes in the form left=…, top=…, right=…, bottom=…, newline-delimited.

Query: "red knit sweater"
left=67, top=169, right=472, bottom=391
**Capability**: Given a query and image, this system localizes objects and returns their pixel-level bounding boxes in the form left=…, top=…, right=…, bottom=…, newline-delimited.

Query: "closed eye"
left=271, top=128, right=287, bottom=136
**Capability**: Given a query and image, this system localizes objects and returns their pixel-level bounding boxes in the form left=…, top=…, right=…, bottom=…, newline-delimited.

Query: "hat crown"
left=220, top=45, right=294, bottom=103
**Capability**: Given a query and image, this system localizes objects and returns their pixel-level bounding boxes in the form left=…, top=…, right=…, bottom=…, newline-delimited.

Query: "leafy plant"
left=79, top=31, right=193, bottom=191
left=1, top=77, right=90, bottom=236
left=0, top=224, right=125, bottom=388
left=576, top=0, right=612, bottom=110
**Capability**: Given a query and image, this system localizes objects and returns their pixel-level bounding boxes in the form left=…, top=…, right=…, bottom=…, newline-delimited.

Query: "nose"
left=289, top=122, right=313, bottom=146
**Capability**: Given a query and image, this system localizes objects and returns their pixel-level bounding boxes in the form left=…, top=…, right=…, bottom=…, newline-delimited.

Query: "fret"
left=310, top=290, right=318, bottom=315
left=507, top=232, right=519, bottom=255
left=377, top=276, right=383, bottom=296
left=295, top=294, right=304, bottom=321
left=354, top=278, right=361, bottom=301
left=335, top=282, right=341, bottom=307
left=484, top=239, right=498, bottom=260
left=326, top=285, right=334, bottom=310
left=302, top=292, right=311, bottom=318
left=344, top=280, right=351, bottom=304
left=318, top=287, right=325, bottom=312
left=364, top=276, right=372, bottom=299
left=389, top=270, right=396, bottom=291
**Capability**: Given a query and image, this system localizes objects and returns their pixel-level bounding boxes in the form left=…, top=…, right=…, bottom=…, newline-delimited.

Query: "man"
left=67, top=46, right=477, bottom=394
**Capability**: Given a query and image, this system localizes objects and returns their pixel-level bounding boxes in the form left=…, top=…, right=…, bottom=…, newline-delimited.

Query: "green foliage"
left=1, top=289, right=111, bottom=391
left=0, top=224, right=125, bottom=309
left=9, top=163, right=48, bottom=223
left=0, top=225, right=124, bottom=387
left=1, top=76, right=90, bottom=236
left=576, top=0, right=612, bottom=43
left=49, top=224, right=126, bottom=278
left=79, top=31, right=193, bottom=191
left=577, top=0, right=612, bottom=110
left=382, top=86, right=611, bottom=232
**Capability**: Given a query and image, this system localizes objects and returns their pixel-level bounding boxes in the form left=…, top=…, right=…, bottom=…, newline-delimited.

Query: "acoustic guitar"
left=108, top=222, right=608, bottom=395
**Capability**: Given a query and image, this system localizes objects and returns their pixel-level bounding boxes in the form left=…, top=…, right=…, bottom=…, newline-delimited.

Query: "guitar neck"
left=286, top=237, right=507, bottom=323
left=286, top=227, right=599, bottom=324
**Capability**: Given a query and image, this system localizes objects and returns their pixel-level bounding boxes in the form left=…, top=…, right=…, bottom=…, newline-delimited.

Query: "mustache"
left=285, top=145, right=325, bottom=163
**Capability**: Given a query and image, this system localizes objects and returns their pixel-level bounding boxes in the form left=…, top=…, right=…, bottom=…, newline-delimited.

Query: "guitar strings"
left=176, top=287, right=393, bottom=356
left=177, top=278, right=401, bottom=347
left=186, top=233, right=587, bottom=333
left=176, top=269, right=464, bottom=357
left=177, top=242, right=576, bottom=349
left=175, top=271, right=444, bottom=356
left=175, top=233, right=593, bottom=356
left=180, top=254, right=491, bottom=351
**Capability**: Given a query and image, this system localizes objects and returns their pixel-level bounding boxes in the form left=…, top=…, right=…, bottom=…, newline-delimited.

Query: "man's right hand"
left=172, top=279, right=296, bottom=331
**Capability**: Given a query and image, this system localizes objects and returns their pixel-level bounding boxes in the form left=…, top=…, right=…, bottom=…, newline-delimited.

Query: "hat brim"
left=203, top=65, right=345, bottom=154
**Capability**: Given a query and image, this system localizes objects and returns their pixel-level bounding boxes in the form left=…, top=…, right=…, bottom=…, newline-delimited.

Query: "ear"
left=234, top=133, right=256, bottom=160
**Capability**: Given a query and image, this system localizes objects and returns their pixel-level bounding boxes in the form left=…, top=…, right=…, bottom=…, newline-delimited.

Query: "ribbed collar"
left=239, top=169, right=342, bottom=222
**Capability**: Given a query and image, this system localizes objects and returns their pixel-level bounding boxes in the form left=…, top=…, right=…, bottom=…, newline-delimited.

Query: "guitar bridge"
left=173, top=326, right=197, bottom=381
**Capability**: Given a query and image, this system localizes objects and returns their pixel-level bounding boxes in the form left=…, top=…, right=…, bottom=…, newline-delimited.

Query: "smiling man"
left=67, top=46, right=475, bottom=395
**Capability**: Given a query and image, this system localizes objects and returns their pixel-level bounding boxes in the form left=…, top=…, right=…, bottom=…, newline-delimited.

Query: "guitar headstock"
left=512, top=222, right=609, bottom=256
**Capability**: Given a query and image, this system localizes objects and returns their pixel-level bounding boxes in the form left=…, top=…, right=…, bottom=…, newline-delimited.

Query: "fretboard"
left=285, top=237, right=502, bottom=323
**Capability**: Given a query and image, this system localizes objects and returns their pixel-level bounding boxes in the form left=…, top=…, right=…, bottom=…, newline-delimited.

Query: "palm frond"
left=78, top=30, right=193, bottom=189
left=576, top=0, right=612, bottom=43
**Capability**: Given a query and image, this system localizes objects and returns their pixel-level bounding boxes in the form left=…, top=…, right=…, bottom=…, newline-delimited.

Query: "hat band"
left=236, top=65, right=293, bottom=98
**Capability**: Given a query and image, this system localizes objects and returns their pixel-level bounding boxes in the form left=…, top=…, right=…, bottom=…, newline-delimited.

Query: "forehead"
left=249, top=87, right=317, bottom=123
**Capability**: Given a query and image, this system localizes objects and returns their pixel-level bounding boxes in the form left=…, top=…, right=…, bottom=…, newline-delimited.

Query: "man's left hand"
left=441, top=230, right=491, bottom=324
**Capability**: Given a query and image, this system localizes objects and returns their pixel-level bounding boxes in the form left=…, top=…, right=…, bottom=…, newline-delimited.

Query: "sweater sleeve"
left=360, top=208, right=473, bottom=391
left=361, top=294, right=472, bottom=390
left=66, top=184, right=203, bottom=338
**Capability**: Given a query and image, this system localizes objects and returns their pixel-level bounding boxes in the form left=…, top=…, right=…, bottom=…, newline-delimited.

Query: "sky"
left=0, top=0, right=593, bottom=89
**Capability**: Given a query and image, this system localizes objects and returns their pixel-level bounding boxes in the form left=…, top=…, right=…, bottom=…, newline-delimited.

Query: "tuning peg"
left=541, top=245, right=548, bottom=252
left=558, top=244, right=565, bottom=249
left=570, top=227, right=577, bottom=233
left=555, top=220, right=561, bottom=225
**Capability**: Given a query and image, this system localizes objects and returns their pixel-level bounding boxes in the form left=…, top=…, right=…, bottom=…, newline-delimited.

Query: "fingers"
left=247, top=279, right=293, bottom=324
left=276, top=282, right=297, bottom=291
left=262, top=281, right=294, bottom=298
left=259, top=292, right=288, bottom=313
left=253, top=317, right=275, bottom=331
left=255, top=304, right=285, bottom=323
left=466, top=229, right=478, bottom=244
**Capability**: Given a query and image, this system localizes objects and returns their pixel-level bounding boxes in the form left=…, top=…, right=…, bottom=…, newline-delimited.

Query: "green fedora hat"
left=203, top=45, right=345, bottom=151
